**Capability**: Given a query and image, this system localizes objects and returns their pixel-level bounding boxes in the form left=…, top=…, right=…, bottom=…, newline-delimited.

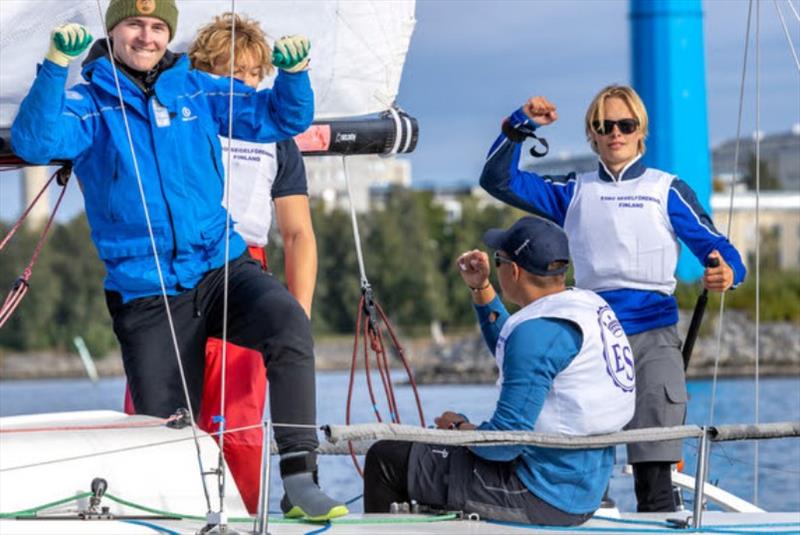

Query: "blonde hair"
left=189, top=12, right=273, bottom=79
left=584, top=85, right=649, bottom=155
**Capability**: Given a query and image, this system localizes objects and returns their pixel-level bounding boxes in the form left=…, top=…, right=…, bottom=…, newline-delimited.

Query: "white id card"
left=153, top=100, right=171, bottom=128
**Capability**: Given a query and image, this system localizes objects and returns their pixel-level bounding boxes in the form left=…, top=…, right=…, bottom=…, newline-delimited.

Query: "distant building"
left=428, top=185, right=472, bottom=222
left=303, top=155, right=411, bottom=213
left=711, top=192, right=800, bottom=271
left=21, top=167, right=51, bottom=231
left=712, top=126, right=800, bottom=191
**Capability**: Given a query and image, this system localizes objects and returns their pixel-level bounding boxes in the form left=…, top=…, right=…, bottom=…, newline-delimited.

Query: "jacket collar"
left=81, top=39, right=187, bottom=114
left=598, top=154, right=646, bottom=182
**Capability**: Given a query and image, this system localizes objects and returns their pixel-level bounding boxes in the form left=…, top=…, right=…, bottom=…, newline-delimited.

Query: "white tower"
left=21, top=166, right=50, bottom=231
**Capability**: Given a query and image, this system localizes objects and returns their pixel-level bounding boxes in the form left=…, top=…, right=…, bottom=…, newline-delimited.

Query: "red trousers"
left=123, top=246, right=269, bottom=514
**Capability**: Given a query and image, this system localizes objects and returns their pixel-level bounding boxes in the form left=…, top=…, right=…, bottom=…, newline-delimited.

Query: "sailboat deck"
left=2, top=511, right=799, bottom=534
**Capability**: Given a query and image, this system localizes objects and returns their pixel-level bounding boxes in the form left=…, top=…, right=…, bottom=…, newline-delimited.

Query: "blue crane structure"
left=631, top=0, right=711, bottom=281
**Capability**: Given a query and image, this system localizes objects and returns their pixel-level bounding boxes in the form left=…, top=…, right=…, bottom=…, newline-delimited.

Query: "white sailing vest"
left=220, top=137, right=279, bottom=247
left=563, top=167, right=679, bottom=294
left=495, top=289, right=635, bottom=436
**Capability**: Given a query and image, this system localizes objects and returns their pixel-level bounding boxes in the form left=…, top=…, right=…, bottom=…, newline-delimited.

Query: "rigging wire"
left=787, top=0, right=800, bottom=22
left=340, top=156, right=427, bottom=476
left=708, top=0, right=753, bottom=429
left=215, top=0, right=239, bottom=515
left=0, top=420, right=317, bottom=474
left=0, top=168, right=58, bottom=251
left=0, top=167, right=70, bottom=329
left=683, top=440, right=800, bottom=476
left=92, top=0, right=212, bottom=512
left=753, top=0, right=762, bottom=506
left=773, top=0, right=800, bottom=72
left=342, top=157, right=370, bottom=288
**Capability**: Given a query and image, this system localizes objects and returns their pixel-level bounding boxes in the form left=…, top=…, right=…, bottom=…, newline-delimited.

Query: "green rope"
left=0, top=492, right=92, bottom=518
left=104, top=493, right=273, bottom=523
left=107, top=493, right=459, bottom=526
left=1, top=491, right=795, bottom=533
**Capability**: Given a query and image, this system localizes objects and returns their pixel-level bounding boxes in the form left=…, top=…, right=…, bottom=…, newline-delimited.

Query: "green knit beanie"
left=105, top=0, right=178, bottom=41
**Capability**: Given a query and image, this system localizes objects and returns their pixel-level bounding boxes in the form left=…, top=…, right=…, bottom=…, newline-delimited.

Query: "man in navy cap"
left=363, top=216, right=636, bottom=526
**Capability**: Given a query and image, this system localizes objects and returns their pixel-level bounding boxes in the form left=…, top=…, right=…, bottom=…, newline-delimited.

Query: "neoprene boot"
left=279, top=451, right=348, bottom=521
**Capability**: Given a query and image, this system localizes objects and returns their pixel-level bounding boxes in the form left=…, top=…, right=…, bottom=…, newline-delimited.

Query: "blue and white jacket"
left=480, top=108, right=746, bottom=335
left=471, top=290, right=635, bottom=514
left=11, top=44, right=313, bottom=302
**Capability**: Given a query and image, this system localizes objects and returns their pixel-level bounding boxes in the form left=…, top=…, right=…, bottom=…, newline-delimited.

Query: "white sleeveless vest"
left=563, top=166, right=679, bottom=294
left=495, top=289, right=635, bottom=436
left=220, top=137, right=279, bottom=247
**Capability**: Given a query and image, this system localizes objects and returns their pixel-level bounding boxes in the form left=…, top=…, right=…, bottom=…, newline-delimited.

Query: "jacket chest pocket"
left=95, top=224, right=169, bottom=260
left=104, top=149, right=122, bottom=223
left=208, top=133, right=224, bottom=186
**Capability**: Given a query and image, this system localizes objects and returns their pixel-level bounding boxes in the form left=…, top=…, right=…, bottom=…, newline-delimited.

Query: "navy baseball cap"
left=482, top=216, right=570, bottom=276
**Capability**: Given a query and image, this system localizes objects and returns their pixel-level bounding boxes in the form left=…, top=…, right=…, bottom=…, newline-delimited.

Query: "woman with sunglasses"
left=479, top=85, right=746, bottom=513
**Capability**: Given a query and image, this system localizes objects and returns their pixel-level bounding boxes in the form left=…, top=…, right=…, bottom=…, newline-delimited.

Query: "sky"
left=398, top=0, right=800, bottom=186
left=1, top=0, right=798, bottom=222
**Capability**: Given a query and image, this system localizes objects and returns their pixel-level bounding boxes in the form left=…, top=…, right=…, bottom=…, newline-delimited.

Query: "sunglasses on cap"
left=493, top=251, right=514, bottom=268
left=592, top=118, right=639, bottom=135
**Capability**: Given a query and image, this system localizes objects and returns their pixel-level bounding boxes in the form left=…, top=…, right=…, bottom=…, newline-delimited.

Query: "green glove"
left=46, top=23, right=93, bottom=67
left=272, top=35, right=311, bottom=73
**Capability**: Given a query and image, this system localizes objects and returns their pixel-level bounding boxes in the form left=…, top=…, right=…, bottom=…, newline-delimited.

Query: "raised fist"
left=47, top=23, right=93, bottom=67
left=273, top=35, right=311, bottom=73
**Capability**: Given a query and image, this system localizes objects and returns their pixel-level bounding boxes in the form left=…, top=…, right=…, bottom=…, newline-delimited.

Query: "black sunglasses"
left=493, top=251, right=514, bottom=268
left=592, top=118, right=639, bottom=135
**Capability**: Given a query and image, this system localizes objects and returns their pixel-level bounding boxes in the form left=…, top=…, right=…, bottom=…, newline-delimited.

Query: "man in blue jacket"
left=363, top=217, right=636, bottom=525
left=11, top=0, right=345, bottom=519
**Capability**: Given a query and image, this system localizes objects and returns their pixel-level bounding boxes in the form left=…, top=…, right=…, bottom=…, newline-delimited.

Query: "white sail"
left=0, top=0, right=416, bottom=127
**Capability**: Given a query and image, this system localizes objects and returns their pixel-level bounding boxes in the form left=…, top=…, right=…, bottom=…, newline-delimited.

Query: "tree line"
left=1, top=185, right=797, bottom=358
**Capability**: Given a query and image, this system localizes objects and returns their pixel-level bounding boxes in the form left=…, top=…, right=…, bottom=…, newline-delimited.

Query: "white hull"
left=0, top=410, right=248, bottom=518
left=1, top=411, right=798, bottom=534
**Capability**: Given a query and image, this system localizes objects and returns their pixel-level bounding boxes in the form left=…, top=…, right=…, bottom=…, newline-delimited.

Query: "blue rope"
left=702, top=530, right=795, bottom=535
left=704, top=523, right=800, bottom=529
left=485, top=519, right=792, bottom=534
left=304, top=521, right=332, bottom=534
left=577, top=515, right=799, bottom=532
left=121, top=519, right=182, bottom=534
left=592, top=515, right=678, bottom=527
left=344, top=493, right=363, bottom=506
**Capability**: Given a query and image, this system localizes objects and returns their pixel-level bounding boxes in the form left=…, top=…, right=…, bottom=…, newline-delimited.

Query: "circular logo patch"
left=182, top=106, right=192, bottom=118
left=597, top=305, right=635, bottom=392
left=136, top=0, right=156, bottom=15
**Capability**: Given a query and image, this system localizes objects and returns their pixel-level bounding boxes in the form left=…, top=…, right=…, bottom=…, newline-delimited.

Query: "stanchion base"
left=198, top=511, right=243, bottom=534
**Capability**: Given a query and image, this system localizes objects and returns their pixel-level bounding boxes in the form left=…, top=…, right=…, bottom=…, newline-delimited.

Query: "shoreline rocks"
left=0, top=311, right=797, bottom=382
left=411, top=310, right=800, bottom=385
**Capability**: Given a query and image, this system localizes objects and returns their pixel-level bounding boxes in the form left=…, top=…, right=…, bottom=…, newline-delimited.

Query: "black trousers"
left=364, top=441, right=592, bottom=526
left=632, top=462, right=676, bottom=512
left=106, top=254, right=317, bottom=453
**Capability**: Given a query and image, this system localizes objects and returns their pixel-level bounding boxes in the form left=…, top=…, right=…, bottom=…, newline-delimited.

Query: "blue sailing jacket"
left=11, top=51, right=313, bottom=302
left=480, top=108, right=746, bottom=335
